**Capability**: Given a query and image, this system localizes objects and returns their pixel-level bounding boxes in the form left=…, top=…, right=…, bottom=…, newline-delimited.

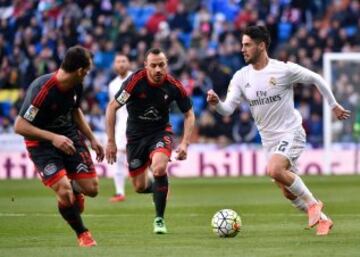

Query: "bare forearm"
left=105, top=100, right=120, bottom=143
left=14, top=117, right=56, bottom=141
left=181, top=109, right=195, bottom=145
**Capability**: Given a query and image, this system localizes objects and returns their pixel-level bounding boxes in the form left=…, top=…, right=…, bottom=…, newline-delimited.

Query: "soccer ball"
left=211, top=209, right=241, bottom=237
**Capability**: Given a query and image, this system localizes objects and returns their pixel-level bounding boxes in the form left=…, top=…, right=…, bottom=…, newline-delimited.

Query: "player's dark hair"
left=243, top=25, right=271, bottom=50
left=145, top=48, right=165, bottom=60
left=115, top=52, right=130, bottom=60
left=60, top=45, right=92, bottom=72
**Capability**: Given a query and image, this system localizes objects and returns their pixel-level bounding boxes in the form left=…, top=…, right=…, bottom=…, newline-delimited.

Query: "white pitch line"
left=0, top=213, right=360, bottom=217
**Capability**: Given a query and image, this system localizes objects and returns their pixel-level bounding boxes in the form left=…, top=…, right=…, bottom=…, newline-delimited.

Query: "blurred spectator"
left=232, top=111, right=258, bottom=143
left=0, top=0, right=358, bottom=147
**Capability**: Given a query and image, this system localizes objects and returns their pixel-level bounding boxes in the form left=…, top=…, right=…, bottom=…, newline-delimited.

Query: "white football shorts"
left=263, top=128, right=306, bottom=173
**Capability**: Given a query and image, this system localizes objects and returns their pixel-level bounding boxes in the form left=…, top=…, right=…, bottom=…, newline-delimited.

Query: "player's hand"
left=207, top=90, right=220, bottom=105
left=175, top=142, right=188, bottom=161
left=52, top=135, right=76, bottom=155
left=90, top=139, right=105, bottom=162
left=332, top=104, right=351, bottom=120
left=106, top=141, right=117, bottom=164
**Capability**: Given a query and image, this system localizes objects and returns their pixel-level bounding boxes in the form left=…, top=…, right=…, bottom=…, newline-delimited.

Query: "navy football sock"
left=153, top=175, right=168, bottom=218
left=58, top=202, right=87, bottom=235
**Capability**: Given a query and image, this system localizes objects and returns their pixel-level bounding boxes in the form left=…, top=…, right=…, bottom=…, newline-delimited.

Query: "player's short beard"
left=246, top=48, right=261, bottom=64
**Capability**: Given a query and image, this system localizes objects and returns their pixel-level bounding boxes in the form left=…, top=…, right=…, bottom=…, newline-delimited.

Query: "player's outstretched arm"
left=332, top=104, right=351, bottom=120
left=207, top=89, right=238, bottom=116
left=73, top=108, right=104, bottom=162
left=176, top=108, right=195, bottom=160
left=14, top=116, right=76, bottom=155
left=105, top=99, right=121, bottom=164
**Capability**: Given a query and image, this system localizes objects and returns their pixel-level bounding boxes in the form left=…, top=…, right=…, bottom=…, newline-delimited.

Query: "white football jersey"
left=216, top=59, right=337, bottom=144
left=108, top=71, right=132, bottom=149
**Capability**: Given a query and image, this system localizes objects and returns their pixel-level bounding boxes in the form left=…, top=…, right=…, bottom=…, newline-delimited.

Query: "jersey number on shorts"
left=277, top=141, right=289, bottom=152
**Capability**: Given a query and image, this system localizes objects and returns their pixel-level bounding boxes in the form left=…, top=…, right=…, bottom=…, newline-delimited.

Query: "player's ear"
left=260, top=41, right=266, bottom=51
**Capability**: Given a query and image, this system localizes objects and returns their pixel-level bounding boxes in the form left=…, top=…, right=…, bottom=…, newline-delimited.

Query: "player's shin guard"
left=285, top=174, right=317, bottom=205
left=58, top=202, right=87, bottom=235
left=291, top=197, right=308, bottom=213
left=153, top=175, right=168, bottom=218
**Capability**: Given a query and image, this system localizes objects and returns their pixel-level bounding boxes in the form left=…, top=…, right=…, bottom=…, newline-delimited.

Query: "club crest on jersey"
left=24, top=105, right=39, bottom=122
left=117, top=90, right=130, bottom=104
left=269, top=77, right=277, bottom=86
left=130, top=159, right=142, bottom=169
left=156, top=142, right=165, bottom=148
left=43, top=163, right=57, bottom=176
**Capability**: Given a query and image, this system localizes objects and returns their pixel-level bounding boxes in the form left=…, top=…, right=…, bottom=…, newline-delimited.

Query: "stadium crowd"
left=0, top=0, right=359, bottom=147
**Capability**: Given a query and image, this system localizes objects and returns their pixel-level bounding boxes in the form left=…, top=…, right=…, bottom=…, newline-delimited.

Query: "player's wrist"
left=181, top=141, right=190, bottom=147
left=107, top=139, right=116, bottom=144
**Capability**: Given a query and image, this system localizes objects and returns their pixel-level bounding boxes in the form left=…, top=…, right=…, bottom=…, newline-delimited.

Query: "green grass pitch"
left=0, top=176, right=359, bottom=257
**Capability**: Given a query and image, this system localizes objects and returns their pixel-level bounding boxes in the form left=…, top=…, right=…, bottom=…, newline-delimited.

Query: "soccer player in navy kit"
left=105, top=48, right=195, bottom=234
left=14, top=46, right=104, bottom=247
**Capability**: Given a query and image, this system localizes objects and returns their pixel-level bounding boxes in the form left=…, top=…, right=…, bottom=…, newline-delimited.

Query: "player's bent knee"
left=82, top=180, right=99, bottom=197
left=151, top=163, right=167, bottom=177
left=133, top=181, right=147, bottom=193
left=57, top=187, right=74, bottom=206
left=83, top=186, right=98, bottom=198
left=266, top=164, right=284, bottom=179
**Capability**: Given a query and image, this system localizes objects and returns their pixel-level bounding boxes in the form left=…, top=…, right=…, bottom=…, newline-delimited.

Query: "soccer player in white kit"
left=207, top=26, right=351, bottom=236
left=108, top=53, right=132, bottom=202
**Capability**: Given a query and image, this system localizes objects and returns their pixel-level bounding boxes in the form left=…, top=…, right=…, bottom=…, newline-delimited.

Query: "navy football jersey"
left=114, top=69, right=192, bottom=140
left=19, top=72, right=83, bottom=141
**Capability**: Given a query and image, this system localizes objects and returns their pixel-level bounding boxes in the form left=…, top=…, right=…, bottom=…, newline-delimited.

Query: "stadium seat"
left=0, top=101, right=12, bottom=117
left=169, top=113, right=184, bottom=135
left=191, top=96, right=205, bottom=117
left=278, top=22, right=292, bottom=42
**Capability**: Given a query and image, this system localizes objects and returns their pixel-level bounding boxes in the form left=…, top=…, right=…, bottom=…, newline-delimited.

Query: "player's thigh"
left=126, top=139, right=151, bottom=178
left=130, top=171, right=148, bottom=190
left=150, top=152, right=169, bottom=176
left=148, top=131, right=173, bottom=160
left=50, top=175, right=74, bottom=204
left=268, top=153, right=291, bottom=171
left=267, top=129, right=306, bottom=172
left=27, top=145, right=66, bottom=187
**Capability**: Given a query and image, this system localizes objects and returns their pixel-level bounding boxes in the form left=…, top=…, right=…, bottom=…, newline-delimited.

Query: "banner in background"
left=0, top=148, right=358, bottom=179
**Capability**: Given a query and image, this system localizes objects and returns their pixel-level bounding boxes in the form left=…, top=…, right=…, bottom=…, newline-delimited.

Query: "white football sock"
left=291, top=197, right=307, bottom=213
left=286, top=174, right=317, bottom=206
left=113, top=152, right=127, bottom=196
left=291, top=197, right=328, bottom=220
